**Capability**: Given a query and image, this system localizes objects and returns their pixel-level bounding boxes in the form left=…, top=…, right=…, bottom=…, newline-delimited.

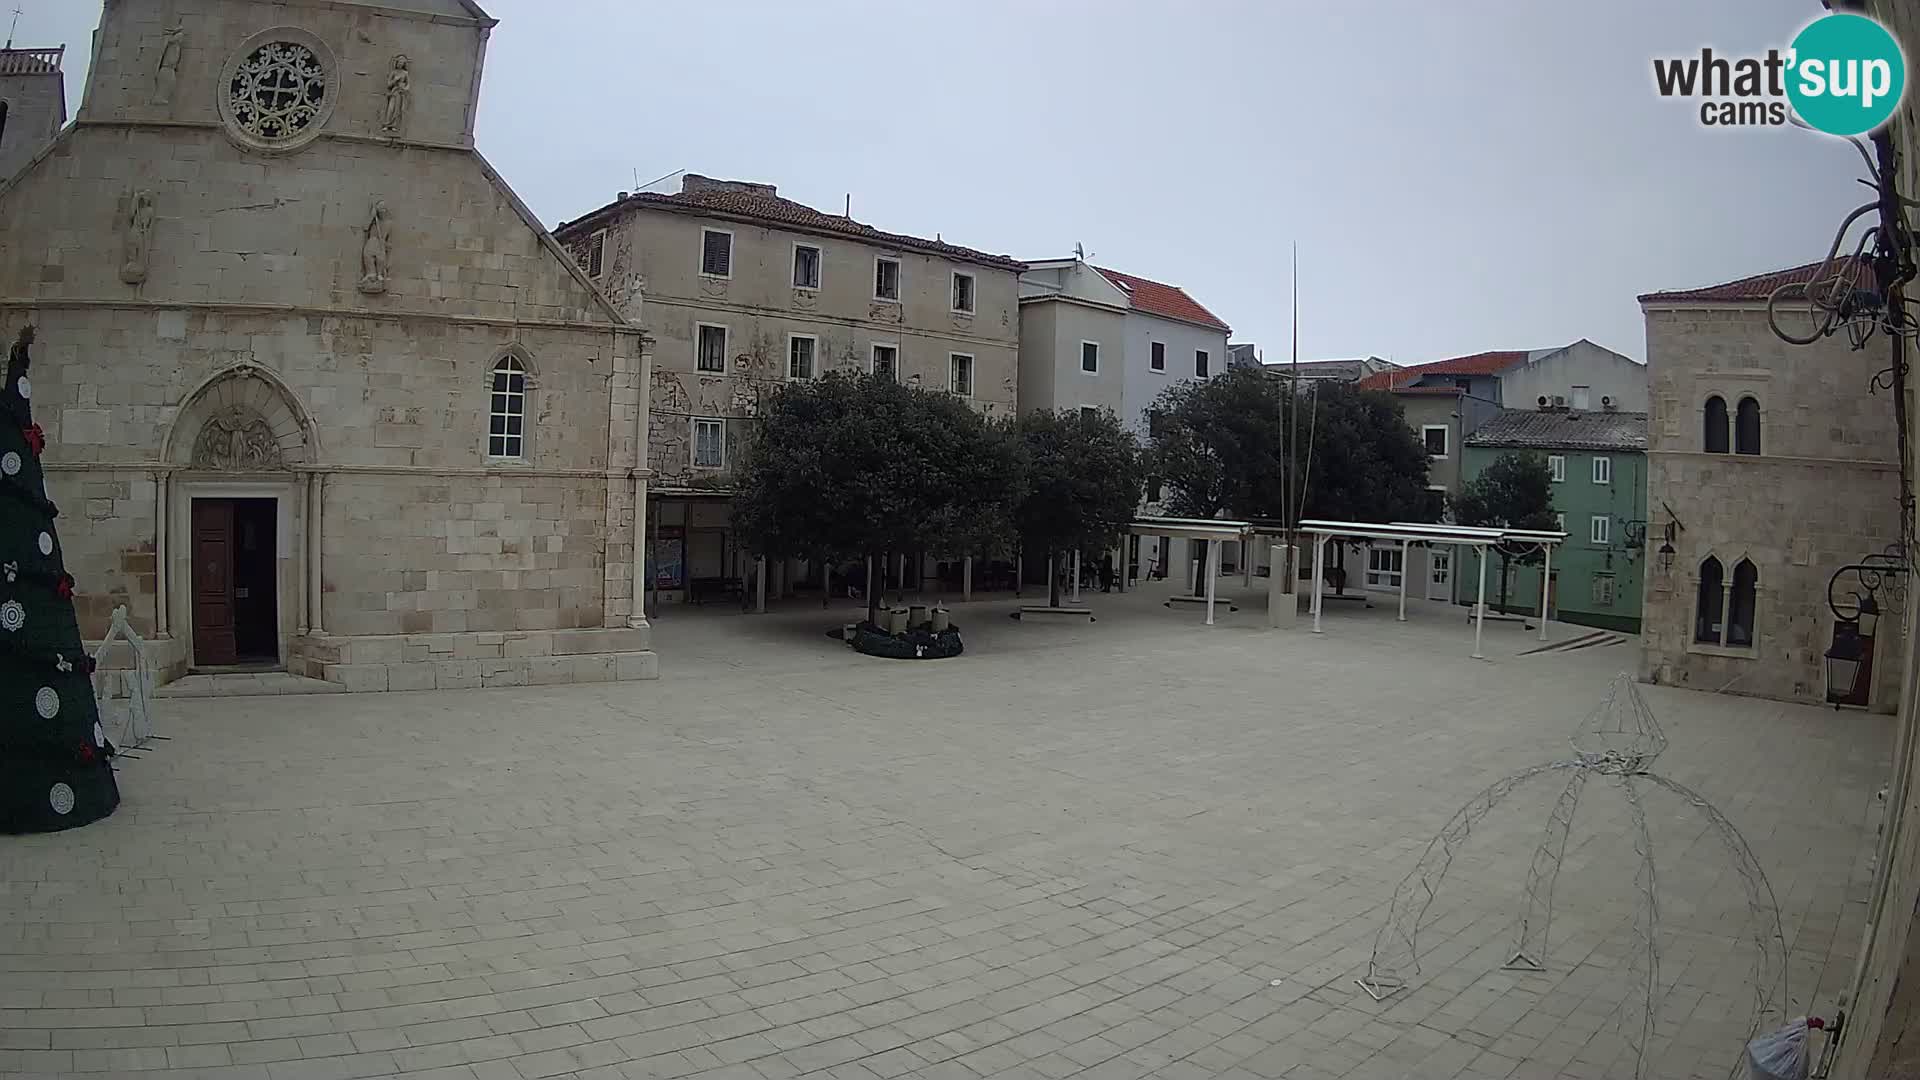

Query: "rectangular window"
left=792, top=243, right=821, bottom=290
left=1592, top=456, right=1612, bottom=484
left=871, top=343, right=897, bottom=382
left=488, top=360, right=526, bottom=459
left=700, top=228, right=732, bottom=278
left=585, top=229, right=606, bottom=278
left=1592, top=573, right=1616, bottom=606
left=949, top=353, right=974, bottom=397
left=1548, top=455, right=1566, bottom=482
left=1422, top=425, right=1449, bottom=458
left=1150, top=341, right=1166, bottom=372
left=1079, top=406, right=1100, bottom=422
left=1195, top=349, right=1211, bottom=378
left=695, top=323, right=727, bottom=374
left=1365, top=546, right=1404, bottom=588
left=1081, top=341, right=1100, bottom=374
left=874, top=256, right=901, bottom=301
left=788, top=335, right=816, bottom=380
left=1571, top=385, right=1592, bottom=410
left=951, top=272, right=975, bottom=314
left=693, top=418, right=725, bottom=469
left=1590, top=514, right=1610, bottom=545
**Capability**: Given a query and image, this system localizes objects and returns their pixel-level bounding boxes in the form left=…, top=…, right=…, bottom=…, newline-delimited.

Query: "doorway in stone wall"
left=190, top=498, right=279, bottom=667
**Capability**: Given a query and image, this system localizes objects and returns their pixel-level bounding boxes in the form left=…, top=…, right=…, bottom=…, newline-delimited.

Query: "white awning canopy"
left=1295, top=519, right=1567, bottom=658
left=1127, top=516, right=1253, bottom=542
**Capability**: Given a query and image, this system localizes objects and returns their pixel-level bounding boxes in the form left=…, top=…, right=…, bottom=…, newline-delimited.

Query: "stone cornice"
left=43, top=462, right=656, bottom=480
left=1649, top=448, right=1899, bottom=470
left=0, top=297, right=639, bottom=338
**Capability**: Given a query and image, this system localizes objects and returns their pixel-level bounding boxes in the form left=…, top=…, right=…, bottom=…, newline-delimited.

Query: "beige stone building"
left=0, top=45, right=66, bottom=182
left=1637, top=260, right=1902, bottom=709
left=554, top=175, right=1022, bottom=604
left=0, top=0, right=656, bottom=691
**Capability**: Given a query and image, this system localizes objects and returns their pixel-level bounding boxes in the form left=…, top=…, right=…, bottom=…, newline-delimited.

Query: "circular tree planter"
left=844, top=621, right=964, bottom=660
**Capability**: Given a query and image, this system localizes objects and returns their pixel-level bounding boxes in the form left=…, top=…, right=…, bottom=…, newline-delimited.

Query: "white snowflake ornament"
left=0, top=451, right=18, bottom=476
left=15, top=375, right=29, bottom=401
left=0, top=600, right=22, bottom=632
left=34, top=686, right=58, bottom=719
left=55, top=653, right=72, bottom=673
left=48, top=783, right=73, bottom=816
left=37, top=532, right=52, bottom=556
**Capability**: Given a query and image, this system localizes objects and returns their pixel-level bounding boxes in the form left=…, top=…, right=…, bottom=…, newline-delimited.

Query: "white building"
left=1017, top=256, right=1233, bottom=581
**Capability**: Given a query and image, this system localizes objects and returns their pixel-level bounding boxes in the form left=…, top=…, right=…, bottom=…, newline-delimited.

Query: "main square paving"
left=0, top=584, right=1894, bottom=1080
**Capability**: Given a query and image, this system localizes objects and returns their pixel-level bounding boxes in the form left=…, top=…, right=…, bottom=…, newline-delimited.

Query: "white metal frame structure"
left=1299, top=519, right=1566, bottom=658
left=1126, top=517, right=1253, bottom=626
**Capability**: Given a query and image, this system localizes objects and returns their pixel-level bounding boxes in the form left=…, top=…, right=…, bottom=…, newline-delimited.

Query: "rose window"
left=227, top=42, right=327, bottom=144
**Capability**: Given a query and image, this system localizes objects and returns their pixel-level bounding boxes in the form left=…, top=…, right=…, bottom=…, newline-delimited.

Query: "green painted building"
left=1457, top=408, right=1649, bottom=633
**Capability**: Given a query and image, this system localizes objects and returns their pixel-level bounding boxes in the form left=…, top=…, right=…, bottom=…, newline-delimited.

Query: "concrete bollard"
left=931, top=607, right=950, bottom=632
left=909, top=603, right=930, bottom=628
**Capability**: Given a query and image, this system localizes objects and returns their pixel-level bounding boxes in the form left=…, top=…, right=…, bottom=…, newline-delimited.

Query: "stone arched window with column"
left=1703, top=395, right=1729, bottom=454
left=1695, top=555, right=1724, bottom=642
left=1691, top=552, right=1758, bottom=652
left=1735, top=396, right=1761, bottom=456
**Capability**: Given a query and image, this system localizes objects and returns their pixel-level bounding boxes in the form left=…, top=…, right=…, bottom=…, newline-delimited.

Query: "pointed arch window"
left=1704, top=395, right=1729, bottom=454
left=488, top=354, right=528, bottom=459
left=1727, top=559, right=1757, bottom=646
left=1735, top=397, right=1761, bottom=455
left=1694, top=556, right=1724, bottom=643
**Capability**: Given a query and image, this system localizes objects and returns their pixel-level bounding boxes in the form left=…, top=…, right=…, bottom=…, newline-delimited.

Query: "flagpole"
left=1288, top=243, right=1300, bottom=585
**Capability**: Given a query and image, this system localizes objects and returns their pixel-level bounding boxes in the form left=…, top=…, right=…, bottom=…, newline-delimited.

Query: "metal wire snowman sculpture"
left=1355, top=674, right=1788, bottom=1080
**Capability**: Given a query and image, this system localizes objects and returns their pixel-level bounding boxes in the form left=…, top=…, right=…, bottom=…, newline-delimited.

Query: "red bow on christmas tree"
left=55, top=574, right=74, bottom=599
left=24, top=423, right=45, bottom=455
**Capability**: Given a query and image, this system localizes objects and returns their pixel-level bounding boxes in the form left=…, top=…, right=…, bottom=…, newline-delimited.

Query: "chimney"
left=682, top=174, right=777, bottom=198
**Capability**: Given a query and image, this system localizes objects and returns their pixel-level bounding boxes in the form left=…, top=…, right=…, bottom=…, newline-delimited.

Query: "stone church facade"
left=0, top=0, right=657, bottom=690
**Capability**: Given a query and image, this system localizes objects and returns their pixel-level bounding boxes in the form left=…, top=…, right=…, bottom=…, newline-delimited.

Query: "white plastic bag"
left=1746, top=1017, right=1818, bottom=1080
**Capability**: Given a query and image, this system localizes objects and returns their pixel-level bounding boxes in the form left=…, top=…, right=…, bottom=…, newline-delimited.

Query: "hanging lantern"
left=1825, top=619, right=1867, bottom=704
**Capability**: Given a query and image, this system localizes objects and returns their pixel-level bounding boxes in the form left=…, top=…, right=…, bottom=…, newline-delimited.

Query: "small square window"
left=1081, top=341, right=1100, bottom=374
left=700, top=229, right=732, bottom=278
left=1079, top=406, right=1100, bottom=422
left=1422, top=425, right=1449, bottom=458
left=1592, top=456, right=1612, bottom=484
left=792, top=244, right=821, bottom=290
left=874, top=257, right=901, bottom=302
left=788, top=335, right=816, bottom=380
left=1571, top=385, right=1591, bottom=410
left=951, top=272, right=975, bottom=314
left=949, top=353, right=974, bottom=397
left=696, top=323, right=727, bottom=373
left=1548, top=455, right=1566, bottom=482
left=871, top=343, right=898, bottom=382
left=1195, top=349, right=1210, bottom=378
left=693, top=418, right=725, bottom=469
left=1150, top=342, right=1165, bottom=372
left=1589, top=514, right=1610, bottom=545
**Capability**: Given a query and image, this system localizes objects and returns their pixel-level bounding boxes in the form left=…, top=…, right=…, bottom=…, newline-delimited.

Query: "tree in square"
left=0, top=326, right=119, bottom=833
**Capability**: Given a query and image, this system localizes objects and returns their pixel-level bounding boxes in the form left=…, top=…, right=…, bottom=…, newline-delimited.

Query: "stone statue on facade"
left=120, top=190, right=156, bottom=285
left=153, top=25, right=185, bottom=107
left=380, top=55, right=411, bottom=135
left=357, top=200, right=391, bottom=294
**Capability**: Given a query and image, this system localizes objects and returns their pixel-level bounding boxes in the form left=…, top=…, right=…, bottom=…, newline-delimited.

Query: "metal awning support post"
left=1204, top=538, right=1221, bottom=625
left=962, top=555, right=972, bottom=602
left=755, top=556, right=767, bottom=613
left=1538, top=544, right=1552, bottom=641
left=1473, top=546, right=1489, bottom=659
left=1398, top=539, right=1409, bottom=622
left=1311, top=535, right=1325, bottom=633
left=1071, top=550, right=1081, bottom=603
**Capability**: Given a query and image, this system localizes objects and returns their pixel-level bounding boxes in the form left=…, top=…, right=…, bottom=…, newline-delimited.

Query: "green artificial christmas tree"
left=0, top=326, right=118, bottom=832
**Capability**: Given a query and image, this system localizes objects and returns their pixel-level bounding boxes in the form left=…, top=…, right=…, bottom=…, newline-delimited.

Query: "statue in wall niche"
left=358, top=200, right=391, bottom=295
left=153, top=25, right=185, bottom=107
left=380, top=55, right=411, bottom=136
left=119, top=190, right=156, bottom=286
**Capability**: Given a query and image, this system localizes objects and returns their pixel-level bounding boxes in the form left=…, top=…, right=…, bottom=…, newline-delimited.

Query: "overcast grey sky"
left=17, top=1, right=1874, bottom=363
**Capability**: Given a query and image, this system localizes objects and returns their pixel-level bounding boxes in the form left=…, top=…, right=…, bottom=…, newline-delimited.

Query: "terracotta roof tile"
left=1637, top=255, right=1869, bottom=303
left=1466, top=408, right=1649, bottom=452
left=559, top=186, right=1024, bottom=272
left=1091, top=267, right=1231, bottom=332
left=1357, top=350, right=1529, bottom=390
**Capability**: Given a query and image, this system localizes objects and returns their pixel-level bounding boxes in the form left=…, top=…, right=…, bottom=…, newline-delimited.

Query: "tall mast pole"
left=1289, top=244, right=1300, bottom=581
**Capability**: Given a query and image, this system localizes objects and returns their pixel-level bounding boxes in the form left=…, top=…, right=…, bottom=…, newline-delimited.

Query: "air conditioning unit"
left=1601, top=395, right=1616, bottom=411
left=1537, top=395, right=1549, bottom=409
